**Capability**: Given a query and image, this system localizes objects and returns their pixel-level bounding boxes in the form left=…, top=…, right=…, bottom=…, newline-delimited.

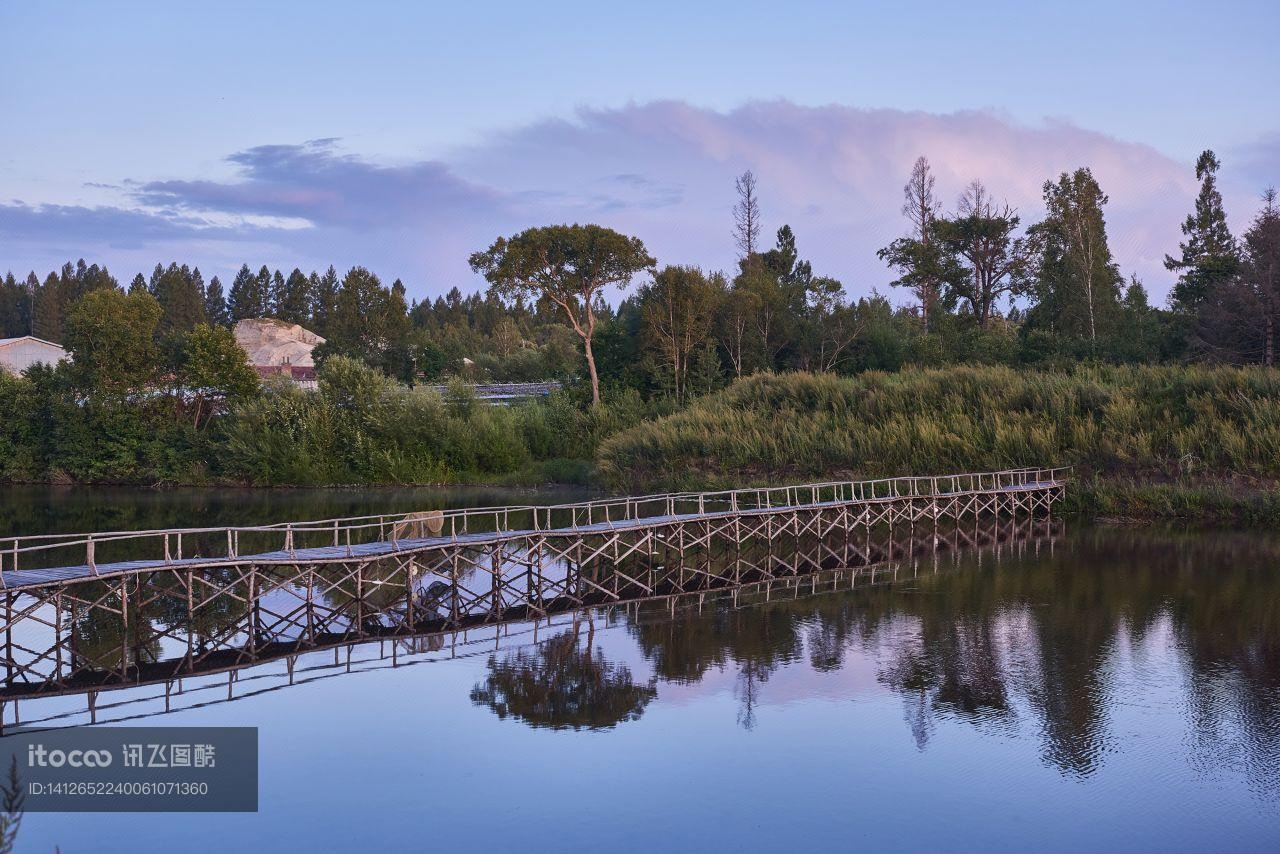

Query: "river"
left=3, top=486, right=1279, bottom=852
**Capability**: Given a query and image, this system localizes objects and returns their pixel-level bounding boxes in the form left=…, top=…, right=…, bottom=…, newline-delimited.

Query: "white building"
left=0, top=336, right=68, bottom=375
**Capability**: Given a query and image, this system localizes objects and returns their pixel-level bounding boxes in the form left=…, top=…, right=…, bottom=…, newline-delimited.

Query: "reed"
left=596, top=366, right=1280, bottom=501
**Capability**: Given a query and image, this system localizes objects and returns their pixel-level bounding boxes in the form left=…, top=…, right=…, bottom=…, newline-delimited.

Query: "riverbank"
left=6, top=363, right=1279, bottom=525
left=594, top=366, right=1280, bottom=524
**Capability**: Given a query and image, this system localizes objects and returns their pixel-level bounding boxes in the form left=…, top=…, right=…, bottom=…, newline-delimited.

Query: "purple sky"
left=2, top=2, right=1277, bottom=307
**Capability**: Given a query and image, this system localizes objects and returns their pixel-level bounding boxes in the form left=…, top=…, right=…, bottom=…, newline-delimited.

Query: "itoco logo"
left=27, top=744, right=113, bottom=768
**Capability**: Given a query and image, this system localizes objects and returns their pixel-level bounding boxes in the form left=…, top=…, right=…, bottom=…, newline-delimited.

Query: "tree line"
left=1, top=148, right=1276, bottom=409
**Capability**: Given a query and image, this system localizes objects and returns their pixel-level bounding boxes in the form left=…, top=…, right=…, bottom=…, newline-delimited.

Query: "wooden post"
left=490, top=547, right=502, bottom=619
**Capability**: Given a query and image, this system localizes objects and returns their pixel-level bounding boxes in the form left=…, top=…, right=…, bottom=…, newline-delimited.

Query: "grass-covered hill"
left=596, top=367, right=1280, bottom=514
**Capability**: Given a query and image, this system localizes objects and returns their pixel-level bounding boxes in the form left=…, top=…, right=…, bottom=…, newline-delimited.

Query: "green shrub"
left=596, top=366, right=1280, bottom=490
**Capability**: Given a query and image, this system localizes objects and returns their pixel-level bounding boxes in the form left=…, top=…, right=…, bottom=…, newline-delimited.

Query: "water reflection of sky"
left=15, top=526, right=1280, bottom=853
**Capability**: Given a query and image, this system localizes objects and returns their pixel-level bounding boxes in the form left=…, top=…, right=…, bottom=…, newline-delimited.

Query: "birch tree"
left=1028, top=168, right=1122, bottom=345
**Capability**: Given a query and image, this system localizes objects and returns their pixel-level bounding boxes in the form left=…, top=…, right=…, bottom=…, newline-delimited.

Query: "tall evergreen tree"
left=32, top=272, right=64, bottom=342
left=277, top=268, right=313, bottom=325
left=1198, top=189, right=1280, bottom=364
left=328, top=267, right=388, bottom=355
left=128, top=273, right=148, bottom=295
left=311, top=266, right=339, bottom=337
left=269, top=269, right=286, bottom=317
left=228, top=264, right=265, bottom=321
left=152, top=262, right=208, bottom=337
left=0, top=273, right=29, bottom=337
left=1165, top=150, right=1240, bottom=311
left=253, top=266, right=274, bottom=317
left=23, top=273, right=40, bottom=335
left=1244, top=189, right=1280, bottom=366
left=147, top=262, right=165, bottom=295
left=204, top=275, right=230, bottom=327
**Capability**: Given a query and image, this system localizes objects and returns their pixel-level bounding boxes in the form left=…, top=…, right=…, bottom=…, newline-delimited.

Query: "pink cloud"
left=465, top=101, right=1247, bottom=304
left=6, top=101, right=1271, bottom=306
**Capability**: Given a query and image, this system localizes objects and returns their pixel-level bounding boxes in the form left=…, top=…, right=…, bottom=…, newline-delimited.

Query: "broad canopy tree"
left=470, top=224, right=654, bottom=406
left=935, top=181, right=1034, bottom=329
left=180, top=324, right=260, bottom=429
left=64, top=289, right=163, bottom=393
left=879, top=166, right=1028, bottom=331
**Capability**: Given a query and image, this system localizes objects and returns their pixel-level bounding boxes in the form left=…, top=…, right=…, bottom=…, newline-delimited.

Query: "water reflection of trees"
left=47, top=524, right=1280, bottom=791
left=624, top=528, right=1280, bottom=785
left=470, top=621, right=657, bottom=730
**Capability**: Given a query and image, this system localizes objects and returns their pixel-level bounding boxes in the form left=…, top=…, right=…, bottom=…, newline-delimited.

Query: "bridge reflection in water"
left=0, top=512, right=1059, bottom=732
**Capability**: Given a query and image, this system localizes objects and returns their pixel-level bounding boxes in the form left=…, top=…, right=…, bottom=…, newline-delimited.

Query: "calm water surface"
left=5, top=487, right=1280, bottom=852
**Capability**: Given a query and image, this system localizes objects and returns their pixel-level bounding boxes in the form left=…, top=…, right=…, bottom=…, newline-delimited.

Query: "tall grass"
left=220, top=358, right=673, bottom=486
left=596, top=366, right=1280, bottom=491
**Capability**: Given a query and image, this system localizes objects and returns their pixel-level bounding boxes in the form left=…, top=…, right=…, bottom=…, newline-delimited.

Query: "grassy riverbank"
left=595, top=366, right=1280, bottom=523
left=6, top=357, right=1279, bottom=523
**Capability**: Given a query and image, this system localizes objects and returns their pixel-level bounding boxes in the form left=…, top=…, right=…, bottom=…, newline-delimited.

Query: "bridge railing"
left=0, top=467, right=1070, bottom=582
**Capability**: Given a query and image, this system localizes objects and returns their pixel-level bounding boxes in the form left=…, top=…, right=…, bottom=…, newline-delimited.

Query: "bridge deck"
left=0, top=479, right=1064, bottom=592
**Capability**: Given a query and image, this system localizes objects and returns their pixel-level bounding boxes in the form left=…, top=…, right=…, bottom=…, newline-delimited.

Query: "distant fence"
left=425, top=381, right=563, bottom=403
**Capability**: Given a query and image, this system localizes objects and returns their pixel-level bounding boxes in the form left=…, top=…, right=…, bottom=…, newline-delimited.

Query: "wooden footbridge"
left=0, top=467, right=1067, bottom=715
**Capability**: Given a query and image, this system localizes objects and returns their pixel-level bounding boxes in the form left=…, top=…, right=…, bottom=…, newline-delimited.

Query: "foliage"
left=596, top=366, right=1280, bottom=490
left=1026, top=169, right=1123, bottom=346
left=180, top=324, right=261, bottom=428
left=933, top=181, right=1034, bottom=328
left=470, top=223, right=655, bottom=405
left=0, top=757, right=23, bottom=854
left=64, top=288, right=163, bottom=392
left=1196, top=189, right=1280, bottom=365
left=637, top=266, right=725, bottom=402
left=1165, top=150, right=1240, bottom=312
left=470, top=627, right=657, bottom=730
left=1, top=151, right=1277, bottom=496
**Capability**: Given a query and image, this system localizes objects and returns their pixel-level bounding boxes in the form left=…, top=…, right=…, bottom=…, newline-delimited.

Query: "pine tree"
left=1165, top=150, right=1240, bottom=311
left=1243, top=189, right=1280, bottom=365
left=277, top=268, right=313, bottom=325
left=311, top=266, right=339, bottom=336
left=129, top=273, right=148, bottom=295
left=148, top=262, right=165, bottom=295
left=153, top=263, right=208, bottom=337
left=0, top=273, right=29, bottom=337
left=330, top=267, right=383, bottom=354
left=252, top=267, right=273, bottom=317
left=204, top=275, right=230, bottom=327
left=32, top=272, right=63, bottom=342
left=228, top=264, right=265, bottom=321
left=269, top=269, right=285, bottom=317
left=1200, top=190, right=1280, bottom=365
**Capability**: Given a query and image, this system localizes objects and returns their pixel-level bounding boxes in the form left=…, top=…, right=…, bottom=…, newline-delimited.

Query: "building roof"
left=0, top=336, right=65, bottom=351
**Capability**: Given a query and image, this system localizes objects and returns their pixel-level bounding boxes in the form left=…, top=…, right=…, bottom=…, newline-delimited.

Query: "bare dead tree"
left=733, top=170, right=761, bottom=261
left=937, top=180, right=1033, bottom=327
left=902, top=156, right=942, bottom=318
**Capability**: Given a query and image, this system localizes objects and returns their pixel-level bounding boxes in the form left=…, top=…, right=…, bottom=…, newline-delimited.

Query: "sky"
left=1, top=0, right=1277, bottom=306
